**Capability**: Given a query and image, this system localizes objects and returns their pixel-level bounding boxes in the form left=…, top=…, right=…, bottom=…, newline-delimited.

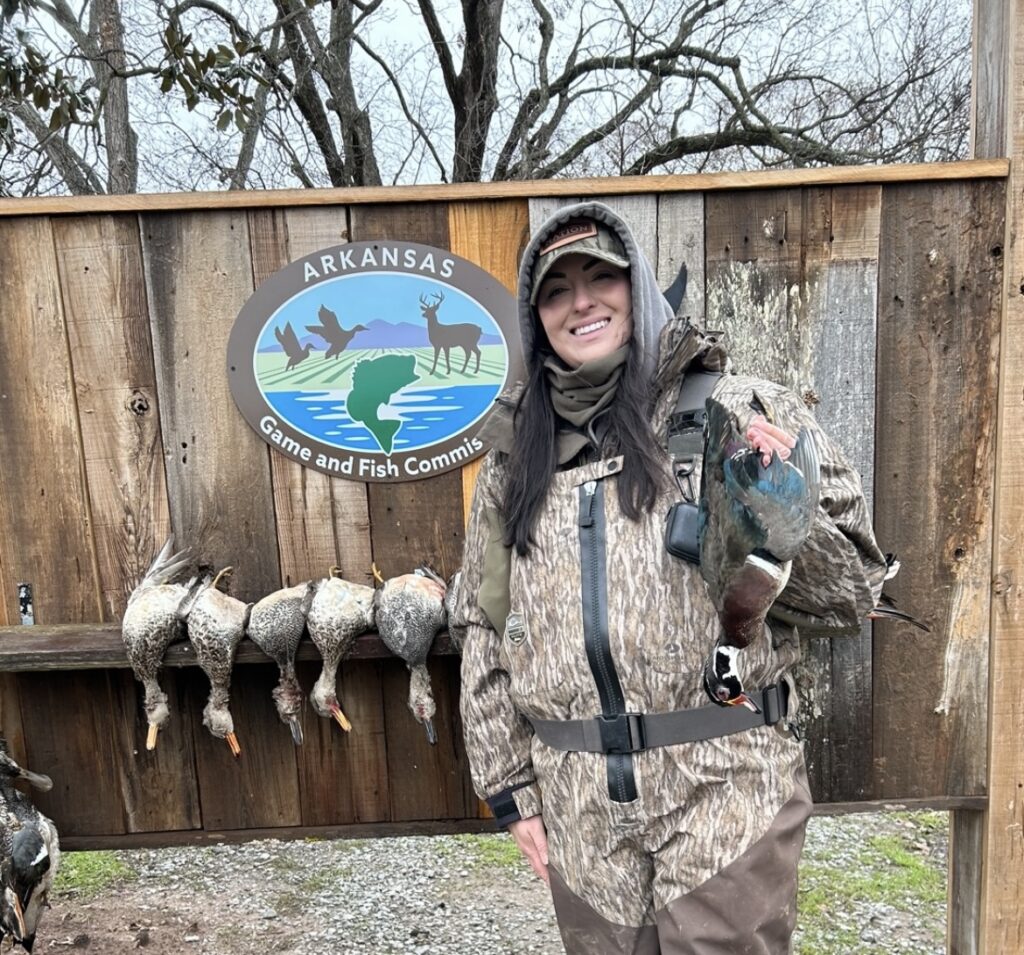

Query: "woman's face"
left=534, top=253, right=633, bottom=368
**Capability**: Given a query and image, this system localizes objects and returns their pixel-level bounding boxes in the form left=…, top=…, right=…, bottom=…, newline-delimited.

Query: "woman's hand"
left=746, top=414, right=796, bottom=467
left=508, top=815, right=550, bottom=884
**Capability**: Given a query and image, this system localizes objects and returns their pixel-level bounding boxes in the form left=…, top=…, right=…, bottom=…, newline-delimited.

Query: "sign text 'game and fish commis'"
left=227, top=240, right=522, bottom=483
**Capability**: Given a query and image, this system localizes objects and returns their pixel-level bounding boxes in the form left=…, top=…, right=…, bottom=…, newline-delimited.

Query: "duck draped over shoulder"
left=456, top=201, right=889, bottom=952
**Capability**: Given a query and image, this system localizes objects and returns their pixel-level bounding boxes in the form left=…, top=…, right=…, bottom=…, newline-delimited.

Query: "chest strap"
left=528, top=683, right=787, bottom=754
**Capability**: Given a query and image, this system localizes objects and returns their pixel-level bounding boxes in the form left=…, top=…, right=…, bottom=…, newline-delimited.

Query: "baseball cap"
left=530, top=219, right=629, bottom=304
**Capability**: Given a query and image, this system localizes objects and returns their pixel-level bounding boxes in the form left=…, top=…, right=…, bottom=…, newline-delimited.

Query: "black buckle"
left=761, top=684, right=785, bottom=725
left=597, top=713, right=646, bottom=754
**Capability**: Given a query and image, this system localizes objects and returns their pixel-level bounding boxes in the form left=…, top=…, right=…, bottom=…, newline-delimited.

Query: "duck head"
left=408, top=665, right=437, bottom=745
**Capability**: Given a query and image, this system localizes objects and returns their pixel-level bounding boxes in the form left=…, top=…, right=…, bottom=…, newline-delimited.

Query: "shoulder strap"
left=667, top=368, right=722, bottom=459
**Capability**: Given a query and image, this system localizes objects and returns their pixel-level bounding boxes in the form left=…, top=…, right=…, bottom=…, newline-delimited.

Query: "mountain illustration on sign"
left=346, top=354, right=419, bottom=454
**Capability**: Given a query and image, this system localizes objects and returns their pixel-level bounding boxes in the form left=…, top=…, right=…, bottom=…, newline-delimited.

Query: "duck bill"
left=423, top=719, right=437, bottom=746
left=288, top=716, right=304, bottom=746
left=329, top=703, right=352, bottom=733
left=18, top=769, right=53, bottom=792
left=6, top=888, right=26, bottom=940
left=146, top=722, right=160, bottom=751
left=730, top=694, right=762, bottom=714
left=225, top=732, right=241, bottom=758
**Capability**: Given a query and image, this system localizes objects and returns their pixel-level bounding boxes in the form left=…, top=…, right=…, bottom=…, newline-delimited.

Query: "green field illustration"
left=256, top=345, right=507, bottom=392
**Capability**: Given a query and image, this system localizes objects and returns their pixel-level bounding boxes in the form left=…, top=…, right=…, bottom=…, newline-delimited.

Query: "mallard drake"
left=698, top=396, right=821, bottom=710
left=121, top=537, right=198, bottom=750
left=307, top=570, right=375, bottom=732
left=181, top=567, right=250, bottom=757
left=247, top=582, right=315, bottom=745
left=373, top=566, right=446, bottom=744
left=0, top=741, right=59, bottom=953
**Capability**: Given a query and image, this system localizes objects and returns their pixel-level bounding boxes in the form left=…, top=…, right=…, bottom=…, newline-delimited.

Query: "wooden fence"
left=0, top=161, right=1007, bottom=856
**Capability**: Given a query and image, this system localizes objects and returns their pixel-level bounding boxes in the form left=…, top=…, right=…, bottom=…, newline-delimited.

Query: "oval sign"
left=228, top=241, right=522, bottom=482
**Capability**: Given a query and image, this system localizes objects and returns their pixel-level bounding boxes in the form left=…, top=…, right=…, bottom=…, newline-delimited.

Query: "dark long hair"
left=502, top=340, right=666, bottom=556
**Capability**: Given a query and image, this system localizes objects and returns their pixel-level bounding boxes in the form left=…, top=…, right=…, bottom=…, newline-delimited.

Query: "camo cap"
left=529, top=218, right=630, bottom=304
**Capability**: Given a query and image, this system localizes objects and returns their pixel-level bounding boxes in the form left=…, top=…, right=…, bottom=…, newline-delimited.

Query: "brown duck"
left=307, top=570, right=375, bottom=732
left=121, top=538, right=198, bottom=751
left=247, top=582, right=315, bottom=745
left=373, top=567, right=447, bottom=744
left=181, top=567, right=250, bottom=757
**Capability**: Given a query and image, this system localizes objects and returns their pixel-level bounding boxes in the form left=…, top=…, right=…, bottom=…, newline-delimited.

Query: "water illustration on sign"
left=254, top=272, right=508, bottom=455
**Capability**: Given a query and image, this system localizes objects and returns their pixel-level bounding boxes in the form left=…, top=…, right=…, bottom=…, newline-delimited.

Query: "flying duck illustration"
left=698, top=396, right=821, bottom=711
left=275, top=321, right=313, bottom=371
left=306, top=305, right=368, bottom=360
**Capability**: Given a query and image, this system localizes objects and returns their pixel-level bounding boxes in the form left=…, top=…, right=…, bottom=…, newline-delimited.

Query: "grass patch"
left=54, top=851, right=134, bottom=897
left=448, top=834, right=524, bottom=871
left=796, top=816, right=946, bottom=955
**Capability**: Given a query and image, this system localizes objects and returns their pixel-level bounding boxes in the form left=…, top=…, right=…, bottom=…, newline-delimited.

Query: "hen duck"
left=0, top=741, right=59, bottom=953
left=374, top=566, right=447, bottom=744
left=247, top=582, right=315, bottom=745
left=121, top=537, right=198, bottom=750
left=182, top=567, right=250, bottom=757
left=307, top=569, right=375, bottom=732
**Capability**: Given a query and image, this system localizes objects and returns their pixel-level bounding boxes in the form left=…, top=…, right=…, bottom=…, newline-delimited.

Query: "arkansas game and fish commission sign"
left=228, top=241, right=523, bottom=482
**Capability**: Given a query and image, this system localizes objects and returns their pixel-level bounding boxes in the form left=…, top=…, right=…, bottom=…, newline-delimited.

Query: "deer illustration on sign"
left=419, top=292, right=482, bottom=375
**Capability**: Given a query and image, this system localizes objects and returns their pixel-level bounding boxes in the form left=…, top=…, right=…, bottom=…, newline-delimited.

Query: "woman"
left=457, top=202, right=888, bottom=953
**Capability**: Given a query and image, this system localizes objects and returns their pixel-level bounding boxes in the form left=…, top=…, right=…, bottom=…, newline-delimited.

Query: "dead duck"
left=373, top=565, right=447, bottom=744
left=307, top=569, right=376, bottom=732
left=247, top=581, right=315, bottom=745
left=121, top=537, right=198, bottom=751
left=0, top=741, right=59, bottom=953
left=181, top=567, right=250, bottom=758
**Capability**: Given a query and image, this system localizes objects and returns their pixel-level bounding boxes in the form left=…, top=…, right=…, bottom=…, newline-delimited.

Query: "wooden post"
left=971, top=1, right=1024, bottom=952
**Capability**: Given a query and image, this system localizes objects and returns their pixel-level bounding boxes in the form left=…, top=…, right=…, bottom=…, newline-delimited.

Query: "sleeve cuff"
left=486, top=781, right=543, bottom=828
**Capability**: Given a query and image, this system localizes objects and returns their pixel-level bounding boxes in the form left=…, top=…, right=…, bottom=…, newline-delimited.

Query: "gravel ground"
left=39, top=812, right=948, bottom=954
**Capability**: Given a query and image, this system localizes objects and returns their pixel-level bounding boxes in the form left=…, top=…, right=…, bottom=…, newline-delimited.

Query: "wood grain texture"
left=656, top=193, right=705, bottom=324
left=52, top=214, right=172, bottom=620
left=0, top=217, right=102, bottom=624
left=18, top=670, right=128, bottom=835
left=0, top=160, right=1007, bottom=219
left=874, top=180, right=1003, bottom=800
left=295, top=659, right=390, bottom=825
left=447, top=199, right=530, bottom=519
left=0, top=675, right=27, bottom=767
left=188, top=661, right=301, bottom=829
left=978, top=4, right=1024, bottom=946
left=706, top=187, right=879, bottom=801
left=949, top=808, right=983, bottom=955
left=141, top=210, right=281, bottom=602
left=247, top=206, right=374, bottom=587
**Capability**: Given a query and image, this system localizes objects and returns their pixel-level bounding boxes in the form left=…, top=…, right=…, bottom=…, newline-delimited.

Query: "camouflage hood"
left=516, top=201, right=675, bottom=382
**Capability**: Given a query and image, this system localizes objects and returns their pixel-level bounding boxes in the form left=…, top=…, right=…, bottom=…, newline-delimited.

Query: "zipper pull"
left=579, top=481, right=597, bottom=527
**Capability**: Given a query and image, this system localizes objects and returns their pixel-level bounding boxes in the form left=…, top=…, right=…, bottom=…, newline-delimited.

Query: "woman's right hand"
left=508, top=815, right=550, bottom=885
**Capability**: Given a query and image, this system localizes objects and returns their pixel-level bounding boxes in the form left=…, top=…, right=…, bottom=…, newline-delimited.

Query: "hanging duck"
left=121, top=537, right=198, bottom=750
left=0, top=740, right=59, bottom=953
left=307, top=569, right=376, bottom=733
left=181, top=567, right=250, bottom=757
left=373, top=565, right=447, bottom=744
left=247, top=581, right=315, bottom=745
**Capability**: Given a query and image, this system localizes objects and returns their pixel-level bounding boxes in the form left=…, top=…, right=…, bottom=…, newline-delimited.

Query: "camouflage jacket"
left=458, top=317, right=889, bottom=825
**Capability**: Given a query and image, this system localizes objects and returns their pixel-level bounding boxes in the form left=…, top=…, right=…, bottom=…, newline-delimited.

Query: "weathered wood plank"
left=656, top=193, right=705, bottom=324
left=0, top=624, right=459, bottom=670
left=0, top=160, right=1008, bottom=220
left=52, top=214, right=172, bottom=620
left=0, top=217, right=102, bottom=624
left=17, top=670, right=127, bottom=835
left=528, top=196, right=582, bottom=231
left=141, top=210, right=281, bottom=602
left=295, top=659, right=390, bottom=826
left=949, top=808, right=983, bottom=955
left=189, top=661, right=302, bottom=829
left=0, top=674, right=27, bottom=767
left=349, top=202, right=471, bottom=823
left=874, top=180, right=1003, bottom=800
left=706, top=187, right=879, bottom=801
left=247, top=206, right=374, bottom=587
left=108, top=668, right=201, bottom=832
left=447, top=199, right=529, bottom=520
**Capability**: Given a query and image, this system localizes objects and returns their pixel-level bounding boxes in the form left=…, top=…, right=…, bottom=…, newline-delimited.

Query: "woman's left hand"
left=746, top=414, right=796, bottom=467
